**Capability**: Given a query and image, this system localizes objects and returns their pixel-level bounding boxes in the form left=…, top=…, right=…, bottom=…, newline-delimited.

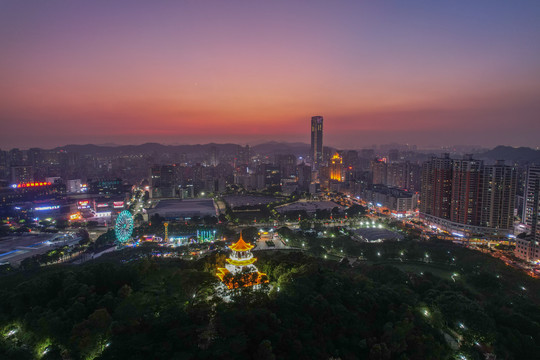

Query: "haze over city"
left=2, top=0, right=540, bottom=149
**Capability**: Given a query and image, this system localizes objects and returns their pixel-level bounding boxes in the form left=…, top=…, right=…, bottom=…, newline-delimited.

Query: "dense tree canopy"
left=0, top=244, right=539, bottom=359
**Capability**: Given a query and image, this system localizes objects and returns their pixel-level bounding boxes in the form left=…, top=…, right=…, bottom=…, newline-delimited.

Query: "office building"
left=310, top=116, right=323, bottom=169
left=330, top=152, right=343, bottom=182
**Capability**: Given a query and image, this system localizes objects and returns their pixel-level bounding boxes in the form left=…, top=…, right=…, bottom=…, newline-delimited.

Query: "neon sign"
left=34, top=205, right=60, bottom=211
left=70, top=213, right=81, bottom=220
left=14, top=182, right=52, bottom=188
left=113, top=201, right=124, bottom=208
left=78, top=200, right=90, bottom=209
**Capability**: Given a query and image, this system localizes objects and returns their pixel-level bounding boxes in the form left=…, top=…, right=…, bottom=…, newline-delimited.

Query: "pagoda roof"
left=230, top=234, right=254, bottom=251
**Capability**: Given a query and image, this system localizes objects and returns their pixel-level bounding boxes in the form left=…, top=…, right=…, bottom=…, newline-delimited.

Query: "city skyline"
left=2, top=3, right=540, bottom=359
left=2, top=1, right=540, bottom=149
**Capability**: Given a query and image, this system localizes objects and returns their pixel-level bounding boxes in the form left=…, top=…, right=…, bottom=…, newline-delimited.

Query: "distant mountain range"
left=53, top=143, right=540, bottom=163
left=54, top=142, right=311, bottom=156
left=477, top=146, right=540, bottom=163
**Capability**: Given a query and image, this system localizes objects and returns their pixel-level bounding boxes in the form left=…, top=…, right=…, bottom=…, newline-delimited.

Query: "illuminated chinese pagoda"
left=217, top=234, right=268, bottom=290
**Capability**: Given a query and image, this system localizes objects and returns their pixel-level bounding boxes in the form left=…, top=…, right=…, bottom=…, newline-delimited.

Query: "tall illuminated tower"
left=311, top=116, right=323, bottom=170
left=330, top=152, right=343, bottom=181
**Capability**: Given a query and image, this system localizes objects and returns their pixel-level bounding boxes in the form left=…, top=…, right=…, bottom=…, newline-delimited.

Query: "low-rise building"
left=515, top=236, right=540, bottom=262
left=361, top=184, right=418, bottom=214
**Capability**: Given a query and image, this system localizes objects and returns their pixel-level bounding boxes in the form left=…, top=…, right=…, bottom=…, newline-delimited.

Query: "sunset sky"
left=1, top=1, right=540, bottom=149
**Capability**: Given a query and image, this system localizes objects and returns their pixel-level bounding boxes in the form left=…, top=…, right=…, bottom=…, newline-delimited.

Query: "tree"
left=133, top=213, right=144, bottom=223
left=299, top=220, right=312, bottom=231
left=149, top=213, right=163, bottom=227
left=348, top=204, right=367, bottom=217
left=242, top=227, right=259, bottom=242
left=255, top=340, right=276, bottom=360
left=77, top=229, right=90, bottom=245
left=56, top=219, right=69, bottom=229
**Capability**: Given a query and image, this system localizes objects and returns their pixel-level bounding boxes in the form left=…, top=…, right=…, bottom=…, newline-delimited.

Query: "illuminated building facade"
left=420, top=154, right=517, bottom=236
left=450, top=156, right=483, bottom=225
left=0, top=181, right=65, bottom=209
left=88, top=178, right=124, bottom=195
left=420, top=154, right=453, bottom=219
left=524, top=166, right=540, bottom=241
left=330, top=152, right=343, bottom=181
left=217, top=234, right=268, bottom=290
left=310, top=116, right=323, bottom=169
left=481, top=161, right=517, bottom=230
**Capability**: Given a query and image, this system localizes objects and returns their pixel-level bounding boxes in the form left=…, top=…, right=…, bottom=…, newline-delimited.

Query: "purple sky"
left=1, top=1, right=540, bottom=149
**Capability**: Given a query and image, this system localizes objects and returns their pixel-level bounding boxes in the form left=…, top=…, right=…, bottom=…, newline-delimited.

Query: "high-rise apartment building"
left=388, top=149, right=399, bottom=162
left=481, top=161, right=517, bottom=230
left=515, top=165, right=540, bottom=262
left=420, top=154, right=453, bottom=220
left=150, top=165, right=176, bottom=198
left=371, top=159, right=387, bottom=185
left=524, top=166, right=540, bottom=240
left=296, top=163, right=312, bottom=191
left=450, top=155, right=483, bottom=225
left=235, top=145, right=250, bottom=167
left=343, top=150, right=358, bottom=168
left=420, top=154, right=517, bottom=235
left=275, top=154, right=297, bottom=178
left=310, top=116, right=323, bottom=169
left=209, top=146, right=219, bottom=167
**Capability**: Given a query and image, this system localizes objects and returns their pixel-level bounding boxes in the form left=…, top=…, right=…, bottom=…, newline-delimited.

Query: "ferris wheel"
left=115, top=210, right=134, bottom=243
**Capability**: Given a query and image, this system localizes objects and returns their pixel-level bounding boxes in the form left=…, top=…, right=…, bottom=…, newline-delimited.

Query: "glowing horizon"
left=1, top=1, right=540, bottom=149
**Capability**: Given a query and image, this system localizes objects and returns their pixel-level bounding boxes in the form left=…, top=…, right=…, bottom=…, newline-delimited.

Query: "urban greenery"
left=1, top=238, right=539, bottom=360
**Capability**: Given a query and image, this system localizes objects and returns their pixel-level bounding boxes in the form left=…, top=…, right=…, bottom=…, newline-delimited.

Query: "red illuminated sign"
left=17, top=182, right=52, bottom=188
left=113, top=201, right=124, bottom=208
left=78, top=200, right=90, bottom=209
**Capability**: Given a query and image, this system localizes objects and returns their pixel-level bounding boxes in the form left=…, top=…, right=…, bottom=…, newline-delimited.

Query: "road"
left=0, top=232, right=81, bottom=266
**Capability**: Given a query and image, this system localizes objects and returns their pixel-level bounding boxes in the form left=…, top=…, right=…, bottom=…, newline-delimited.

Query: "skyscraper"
left=420, top=154, right=453, bottom=219
left=515, top=165, right=540, bottom=261
left=310, top=116, right=323, bottom=169
left=450, top=155, right=483, bottom=225
left=481, top=161, right=517, bottom=230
